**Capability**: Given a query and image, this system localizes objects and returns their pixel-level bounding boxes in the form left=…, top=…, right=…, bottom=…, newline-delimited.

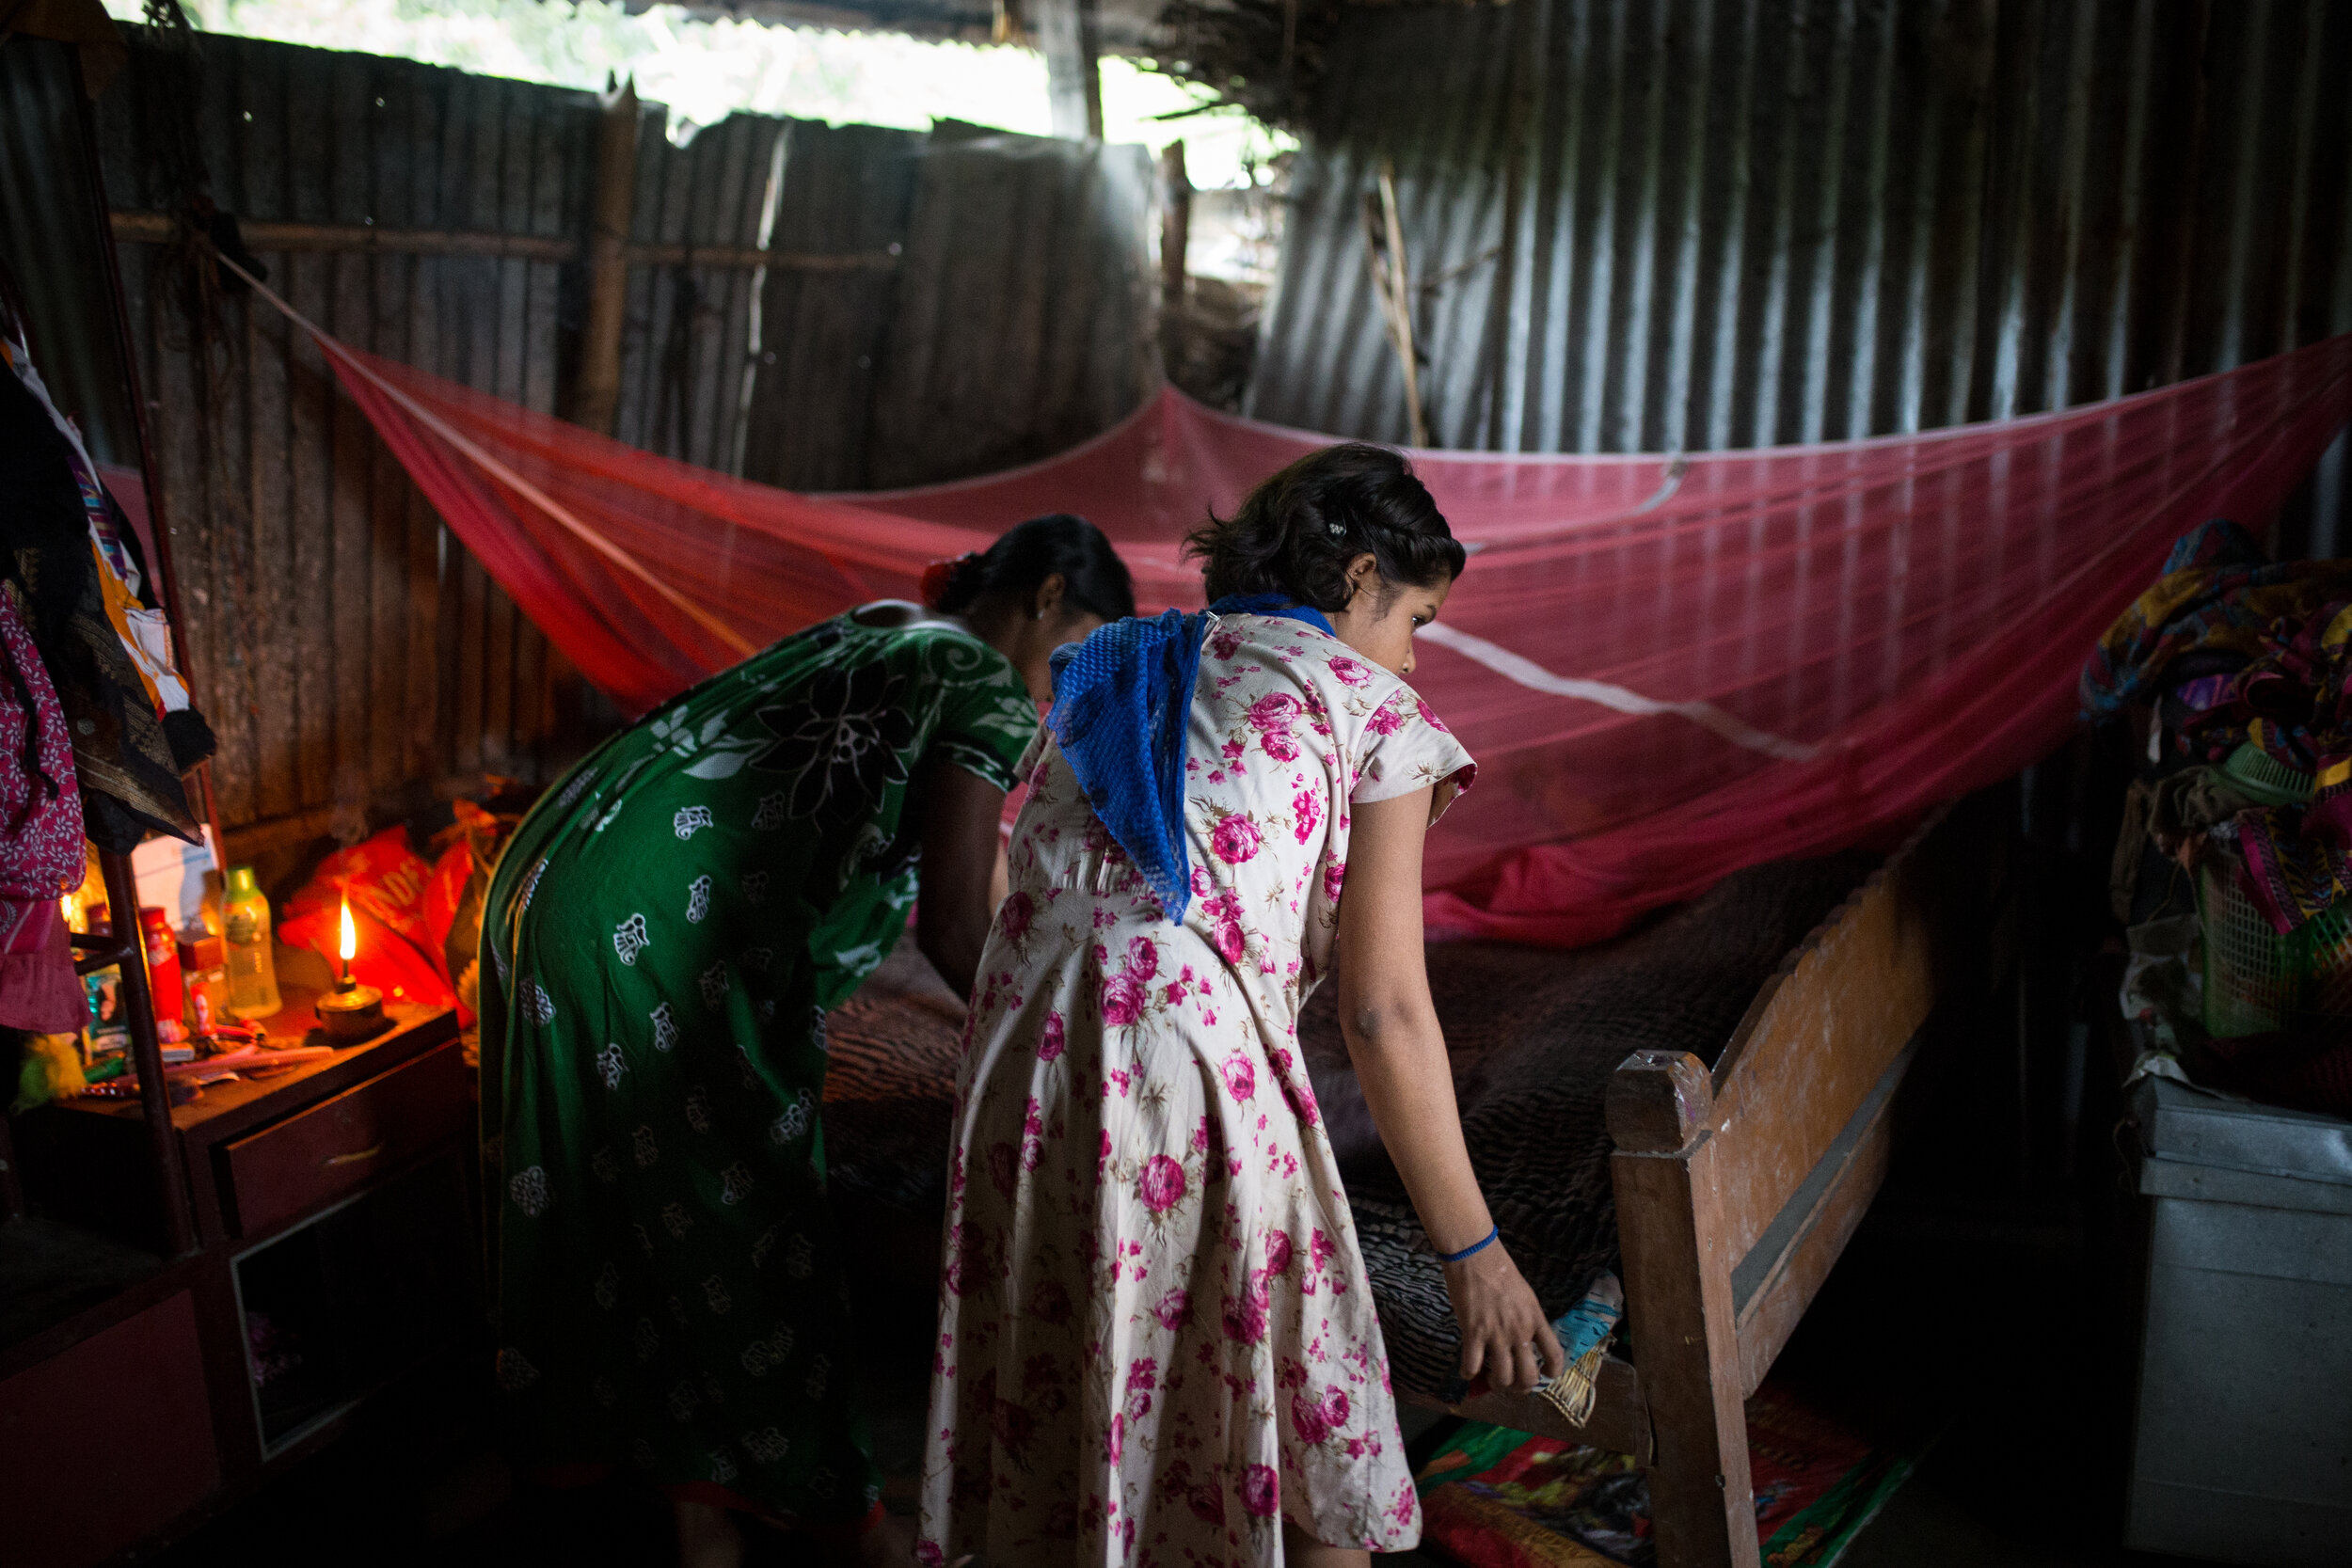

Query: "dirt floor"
left=150, top=1007, right=2234, bottom=1568
left=145, top=1194, right=2232, bottom=1568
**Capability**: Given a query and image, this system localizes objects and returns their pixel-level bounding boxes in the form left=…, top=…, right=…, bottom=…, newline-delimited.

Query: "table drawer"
left=221, top=1039, right=469, bottom=1238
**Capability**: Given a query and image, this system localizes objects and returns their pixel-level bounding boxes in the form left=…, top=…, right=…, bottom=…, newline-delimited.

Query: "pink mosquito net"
left=266, top=270, right=2352, bottom=948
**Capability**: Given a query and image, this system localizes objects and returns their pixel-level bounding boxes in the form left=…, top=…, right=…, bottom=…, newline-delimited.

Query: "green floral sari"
left=478, top=613, right=1035, bottom=1523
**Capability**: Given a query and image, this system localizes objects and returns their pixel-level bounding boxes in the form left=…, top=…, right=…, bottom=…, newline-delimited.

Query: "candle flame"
left=339, top=893, right=357, bottom=963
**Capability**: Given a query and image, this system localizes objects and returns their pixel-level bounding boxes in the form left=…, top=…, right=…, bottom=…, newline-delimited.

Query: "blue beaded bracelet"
left=1437, top=1226, right=1500, bottom=1264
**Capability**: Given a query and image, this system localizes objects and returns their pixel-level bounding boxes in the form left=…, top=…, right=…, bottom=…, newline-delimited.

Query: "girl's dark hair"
left=1184, top=443, right=1464, bottom=611
left=923, top=513, right=1136, bottom=623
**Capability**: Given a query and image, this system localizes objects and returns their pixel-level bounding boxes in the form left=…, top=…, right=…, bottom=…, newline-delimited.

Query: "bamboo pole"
left=1160, top=139, right=1191, bottom=384
left=1037, top=0, right=1104, bottom=140
left=576, top=76, right=641, bottom=436
left=1364, top=157, right=1431, bottom=447
left=108, top=211, right=898, bottom=274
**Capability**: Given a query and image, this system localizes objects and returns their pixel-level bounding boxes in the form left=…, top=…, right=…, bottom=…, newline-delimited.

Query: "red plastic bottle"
left=138, top=906, right=184, bottom=1028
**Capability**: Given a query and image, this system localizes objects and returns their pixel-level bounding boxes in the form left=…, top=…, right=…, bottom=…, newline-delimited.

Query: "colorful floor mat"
left=1413, top=1380, right=1917, bottom=1568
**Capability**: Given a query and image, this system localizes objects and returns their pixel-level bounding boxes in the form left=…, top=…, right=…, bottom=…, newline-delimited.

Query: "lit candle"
left=319, top=888, right=389, bottom=1044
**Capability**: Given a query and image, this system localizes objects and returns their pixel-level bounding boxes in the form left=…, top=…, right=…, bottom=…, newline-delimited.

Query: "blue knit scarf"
left=1044, top=594, right=1336, bottom=924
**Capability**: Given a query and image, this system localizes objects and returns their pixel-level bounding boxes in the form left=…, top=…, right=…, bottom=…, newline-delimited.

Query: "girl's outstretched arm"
left=1337, top=787, right=1565, bottom=1393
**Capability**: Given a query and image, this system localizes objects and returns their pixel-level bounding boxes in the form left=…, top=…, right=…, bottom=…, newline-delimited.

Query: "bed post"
left=1609, top=1049, right=1757, bottom=1568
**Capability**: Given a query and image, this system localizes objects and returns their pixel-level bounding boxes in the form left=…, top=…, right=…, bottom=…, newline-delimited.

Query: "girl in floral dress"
left=480, top=516, right=1132, bottom=1568
left=922, top=447, right=1564, bottom=1568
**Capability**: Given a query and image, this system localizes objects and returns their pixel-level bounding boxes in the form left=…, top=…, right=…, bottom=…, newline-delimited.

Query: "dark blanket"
left=820, top=849, right=1876, bottom=1401
left=1301, top=852, right=1878, bottom=1399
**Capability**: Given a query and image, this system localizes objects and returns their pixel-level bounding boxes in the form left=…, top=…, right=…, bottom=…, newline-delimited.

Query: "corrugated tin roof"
left=1251, top=0, right=2352, bottom=548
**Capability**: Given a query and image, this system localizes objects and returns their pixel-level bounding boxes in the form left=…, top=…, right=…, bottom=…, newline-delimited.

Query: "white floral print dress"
left=919, top=610, right=1476, bottom=1568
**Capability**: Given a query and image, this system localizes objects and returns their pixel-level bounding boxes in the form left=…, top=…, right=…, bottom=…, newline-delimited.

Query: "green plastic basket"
left=2221, top=741, right=2317, bottom=806
left=2200, top=841, right=2352, bottom=1037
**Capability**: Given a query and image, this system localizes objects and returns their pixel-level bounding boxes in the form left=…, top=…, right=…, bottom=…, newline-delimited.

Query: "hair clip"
left=1326, top=521, right=1345, bottom=538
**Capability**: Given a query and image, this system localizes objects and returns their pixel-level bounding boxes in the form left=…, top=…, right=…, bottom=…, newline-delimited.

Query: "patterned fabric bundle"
left=1043, top=592, right=1332, bottom=924
left=2083, top=523, right=2352, bottom=936
left=2079, top=519, right=2352, bottom=736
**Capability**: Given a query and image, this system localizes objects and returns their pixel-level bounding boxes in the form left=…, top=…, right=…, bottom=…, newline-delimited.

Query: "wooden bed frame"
left=1403, top=800, right=1997, bottom=1568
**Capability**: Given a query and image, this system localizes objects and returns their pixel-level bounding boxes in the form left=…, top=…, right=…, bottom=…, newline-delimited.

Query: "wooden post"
left=1037, top=0, right=1104, bottom=141
left=99, top=848, right=197, bottom=1259
left=576, top=76, right=639, bottom=436
left=1608, top=1050, right=1758, bottom=1568
left=1159, top=140, right=1191, bottom=384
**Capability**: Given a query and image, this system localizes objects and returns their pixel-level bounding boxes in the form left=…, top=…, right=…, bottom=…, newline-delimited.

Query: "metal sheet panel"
left=739, top=119, right=925, bottom=489
left=0, top=39, right=146, bottom=469
left=1253, top=0, right=2352, bottom=550
left=616, top=110, right=789, bottom=470
left=866, top=129, right=1154, bottom=488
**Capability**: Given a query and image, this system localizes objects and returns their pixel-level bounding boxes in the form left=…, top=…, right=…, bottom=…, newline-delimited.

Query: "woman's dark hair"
left=1184, top=443, right=1464, bottom=612
left=922, top=513, right=1136, bottom=623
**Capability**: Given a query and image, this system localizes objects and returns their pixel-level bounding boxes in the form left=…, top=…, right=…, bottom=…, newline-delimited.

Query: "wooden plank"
left=742, top=121, right=920, bottom=489
left=1612, top=1119, right=1758, bottom=1568
left=642, top=122, right=695, bottom=457
left=574, top=79, right=638, bottom=433
left=245, top=273, right=298, bottom=821
left=614, top=114, right=672, bottom=451
left=478, top=78, right=535, bottom=771
left=400, top=69, right=447, bottom=791
left=405, top=487, right=444, bottom=784
left=508, top=85, right=568, bottom=777
left=328, top=241, right=374, bottom=802
left=150, top=257, right=253, bottom=824
left=285, top=248, right=338, bottom=812
left=1732, top=1053, right=1899, bottom=1397
left=1705, top=808, right=1955, bottom=1267
left=1160, top=138, right=1190, bottom=374
left=365, top=65, right=421, bottom=800
left=281, top=51, right=337, bottom=815
left=221, top=1040, right=469, bottom=1238
left=675, top=118, right=731, bottom=468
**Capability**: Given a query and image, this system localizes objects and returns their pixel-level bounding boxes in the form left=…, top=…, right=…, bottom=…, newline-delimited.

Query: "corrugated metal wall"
left=867, top=129, right=1155, bottom=486
left=88, top=28, right=1152, bottom=845
left=1253, top=0, right=2352, bottom=550
left=99, top=31, right=598, bottom=841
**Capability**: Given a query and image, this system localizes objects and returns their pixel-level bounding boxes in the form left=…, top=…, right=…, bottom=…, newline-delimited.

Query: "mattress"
left=821, top=850, right=1877, bottom=1400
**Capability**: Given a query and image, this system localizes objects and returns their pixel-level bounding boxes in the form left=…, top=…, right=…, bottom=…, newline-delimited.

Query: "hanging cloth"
left=0, top=316, right=206, bottom=849
left=1046, top=594, right=1333, bottom=923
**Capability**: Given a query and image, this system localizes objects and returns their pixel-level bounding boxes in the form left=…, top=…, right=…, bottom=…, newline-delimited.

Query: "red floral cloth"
left=0, top=579, right=87, bottom=1033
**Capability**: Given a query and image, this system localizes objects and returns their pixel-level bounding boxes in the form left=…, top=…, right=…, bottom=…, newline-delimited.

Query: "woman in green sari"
left=479, top=515, right=1134, bottom=1568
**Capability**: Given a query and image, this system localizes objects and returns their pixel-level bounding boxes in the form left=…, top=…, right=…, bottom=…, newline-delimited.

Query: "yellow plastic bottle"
left=223, top=865, right=283, bottom=1021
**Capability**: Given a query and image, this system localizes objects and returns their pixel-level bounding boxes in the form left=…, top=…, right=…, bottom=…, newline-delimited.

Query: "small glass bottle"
left=223, top=865, right=283, bottom=1021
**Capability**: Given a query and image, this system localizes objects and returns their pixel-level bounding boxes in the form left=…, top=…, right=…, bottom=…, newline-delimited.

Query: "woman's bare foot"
left=675, top=1499, right=746, bottom=1568
left=1280, top=1517, right=1370, bottom=1568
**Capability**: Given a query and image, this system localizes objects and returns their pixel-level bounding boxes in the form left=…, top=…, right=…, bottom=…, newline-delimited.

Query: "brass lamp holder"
left=317, top=971, right=389, bottom=1044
